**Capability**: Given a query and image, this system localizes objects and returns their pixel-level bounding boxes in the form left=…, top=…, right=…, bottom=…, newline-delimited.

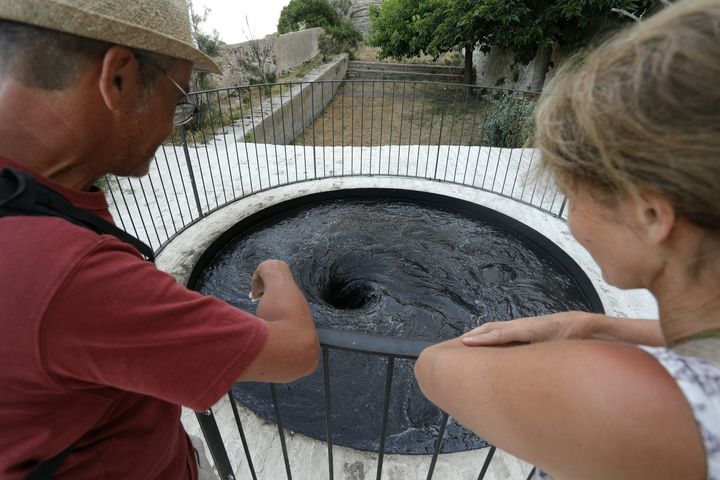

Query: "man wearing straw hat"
left=0, top=1, right=319, bottom=479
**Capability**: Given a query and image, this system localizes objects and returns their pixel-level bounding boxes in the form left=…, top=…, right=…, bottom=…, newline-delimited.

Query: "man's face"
left=113, top=59, right=193, bottom=178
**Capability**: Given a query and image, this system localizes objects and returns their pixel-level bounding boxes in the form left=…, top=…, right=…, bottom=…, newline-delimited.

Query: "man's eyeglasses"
left=140, top=55, right=198, bottom=127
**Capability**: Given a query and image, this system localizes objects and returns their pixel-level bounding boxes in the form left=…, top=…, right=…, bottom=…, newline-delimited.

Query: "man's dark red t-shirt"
left=0, top=156, right=269, bottom=479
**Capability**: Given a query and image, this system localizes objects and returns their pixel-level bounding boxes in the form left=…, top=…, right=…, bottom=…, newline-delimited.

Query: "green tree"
left=277, top=0, right=341, bottom=34
left=369, top=0, right=654, bottom=89
left=187, top=1, right=224, bottom=90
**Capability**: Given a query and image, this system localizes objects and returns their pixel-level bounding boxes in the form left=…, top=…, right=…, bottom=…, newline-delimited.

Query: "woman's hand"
left=461, top=311, right=594, bottom=346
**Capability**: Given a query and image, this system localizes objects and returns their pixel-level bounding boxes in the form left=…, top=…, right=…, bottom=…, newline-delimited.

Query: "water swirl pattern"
left=194, top=190, right=601, bottom=454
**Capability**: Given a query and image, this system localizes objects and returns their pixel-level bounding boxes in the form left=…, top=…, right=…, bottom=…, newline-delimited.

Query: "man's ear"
left=636, top=190, right=676, bottom=246
left=97, top=46, right=142, bottom=114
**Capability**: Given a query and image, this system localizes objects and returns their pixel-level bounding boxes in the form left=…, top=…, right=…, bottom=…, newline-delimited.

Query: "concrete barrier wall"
left=253, top=54, right=349, bottom=144
left=218, top=28, right=322, bottom=88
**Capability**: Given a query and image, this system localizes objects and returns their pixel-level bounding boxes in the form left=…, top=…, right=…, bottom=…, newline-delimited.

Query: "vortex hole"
left=323, top=276, right=373, bottom=310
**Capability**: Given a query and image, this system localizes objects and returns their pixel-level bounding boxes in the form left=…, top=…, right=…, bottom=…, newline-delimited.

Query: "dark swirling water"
left=196, top=198, right=593, bottom=454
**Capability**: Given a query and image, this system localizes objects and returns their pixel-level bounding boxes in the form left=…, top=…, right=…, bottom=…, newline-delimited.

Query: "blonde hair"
left=534, top=0, right=720, bottom=231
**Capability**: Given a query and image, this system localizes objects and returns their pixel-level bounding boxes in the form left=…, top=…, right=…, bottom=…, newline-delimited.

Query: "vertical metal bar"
left=104, top=176, right=128, bottom=232
left=237, top=87, right=255, bottom=194
left=311, top=82, right=318, bottom=179
left=416, top=82, right=427, bottom=177
left=214, top=91, right=235, bottom=199
left=258, top=85, right=271, bottom=188
left=188, top=127, right=212, bottom=212
left=558, top=197, right=568, bottom=217
left=351, top=81, right=355, bottom=174
left=425, top=412, right=449, bottom=480
left=396, top=82, right=405, bottom=176
left=321, top=81, right=327, bottom=176
left=454, top=86, right=471, bottom=182
left=300, top=82, right=309, bottom=181
left=290, top=83, right=299, bottom=182
left=179, top=125, right=204, bottom=218
left=195, top=410, right=234, bottom=480
left=149, top=157, right=176, bottom=233
left=425, top=83, right=437, bottom=178
left=136, top=177, right=161, bottom=247
left=247, top=86, right=263, bottom=190
left=169, top=136, right=194, bottom=220
left=369, top=80, right=375, bottom=173
left=279, top=83, right=290, bottom=184
left=376, top=356, right=395, bottom=480
left=270, top=384, right=293, bottom=480
left=406, top=82, right=416, bottom=176
left=379, top=81, right=385, bottom=173
left=227, top=393, right=258, bottom=480
left=463, top=87, right=482, bottom=185
left=435, top=88, right=448, bottom=180
left=360, top=81, right=365, bottom=174
left=195, top=94, right=223, bottom=208
left=269, top=85, right=280, bottom=186
left=159, top=146, right=184, bottom=228
left=526, top=467, right=538, bottom=479
left=322, top=348, right=334, bottom=480
left=331, top=81, right=337, bottom=176
left=225, top=89, right=246, bottom=198
left=477, top=445, right=496, bottom=480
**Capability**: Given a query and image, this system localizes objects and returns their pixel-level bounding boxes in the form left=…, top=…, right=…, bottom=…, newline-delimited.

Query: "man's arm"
left=461, top=311, right=664, bottom=347
left=237, top=260, right=319, bottom=383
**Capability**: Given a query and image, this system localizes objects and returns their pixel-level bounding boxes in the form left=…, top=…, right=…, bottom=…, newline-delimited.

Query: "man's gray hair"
left=0, top=20, right=164, bottom=91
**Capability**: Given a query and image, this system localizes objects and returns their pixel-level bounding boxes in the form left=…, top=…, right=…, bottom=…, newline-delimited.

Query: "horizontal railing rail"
left=105, top=80, right=554, bottom=479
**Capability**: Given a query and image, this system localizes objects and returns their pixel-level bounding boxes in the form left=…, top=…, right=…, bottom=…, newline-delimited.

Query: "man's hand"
left=461, top=311, right=593, bottom=346
left=249, top=259, right=291, bottom=301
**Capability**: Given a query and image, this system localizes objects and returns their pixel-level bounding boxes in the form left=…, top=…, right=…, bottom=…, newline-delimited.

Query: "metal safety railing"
left=105, top=80, right=557, bottom=479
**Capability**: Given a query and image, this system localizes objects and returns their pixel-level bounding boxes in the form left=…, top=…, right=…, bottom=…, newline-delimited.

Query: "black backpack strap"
left=0, top=168, right=154, bottom=261
left=24, top=444, right=75, bottom=480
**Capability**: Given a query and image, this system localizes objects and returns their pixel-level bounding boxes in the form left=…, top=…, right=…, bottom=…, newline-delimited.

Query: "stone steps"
left=347, top=60, right=463, bottom=83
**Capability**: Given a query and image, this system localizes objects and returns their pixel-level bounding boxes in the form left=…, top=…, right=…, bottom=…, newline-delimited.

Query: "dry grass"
left=354, top=46, right=462, bottom=66
left=293, top=82, right=491, bottom=147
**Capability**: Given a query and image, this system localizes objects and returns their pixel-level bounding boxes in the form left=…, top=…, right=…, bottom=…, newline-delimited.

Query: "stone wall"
left=217, top=27, right=323, bottom=88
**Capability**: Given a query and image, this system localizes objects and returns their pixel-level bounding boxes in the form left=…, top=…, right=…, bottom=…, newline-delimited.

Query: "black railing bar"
left=195, top=410, right=234, bottom=480
left=225, top=90, right=246, bottom=198
left=158, top=146, right=185, bottom=228
left=156, top=150, right=180, bottom=231
left=113, top=176, right=141, bottom=239
left=145, top=166, right=171, bottom=241
left=526, top=467, right=537, bottom=479
left=269, top=88, right=281, bottom=187
left=257, top=86, right=272, bottom=189
left=360, top=81, right=365, bottom=175
left=299, top=83, right=309, bottom=181
left=453, top=89, right=470, bottom=182
left=480, top=117, right=495, bottom=189
left=318, top=327, right=432, bottom=361
left=289, top=83, right=299, bottom=183
left=477, top=445, right=497, bottom=480
left=510, top=149, right=524, bottom=198
left=311, top=82, right=318, bottom=180
left=168, top=136, right=195, bottom=222
left=227, top=392, right=258, bottom=480
left=380, top=82, right=387, bottom=172
left=196, top=95, right=223, bottom=209
left=234, top=87, right=255, bottom=195
left=539, top=170, right=553, bottom=209
left=437, top=93, right=449, bottom=180
left=520, top=145, right=537, bottom=201
left=322, top=347, right=334, bottom=480
left=127, top=177, right=154, bottom=248
left=186, top=127, right=212, bottom=214
left=445, top=90, right=460, bottom=179
left=206, top=92, right=229, bottom=204
left=215, top=91, right=237, bottom=199
left=135, top=176, right=162, bottom=247
left=463, top=88, right=483, bottom=185
left=376, top=356, right=395, bottom=480
left=385, top=81, right=393, bottom=174
left=395, top=82, right=404, bottom=176
left=416, top=83, right=427, bottom=177
left=425, top=411, right=450, bottom=480
left=425, top=84, right=437, bottom=178
left=491, top=101, right=514, bottom=192
left=105, top=175, right=129, bottom=232
left=321, top=82, right=327, bottom=175
left=406, top=82, right=416, bottom=176
left=279, top=84, right=290, bottom=184
left=503, top=147, right=520, bottom=197
left=370, top=81, right=376, bottom=172
left=270, top=383, right=293, bottom=480
left=245, top=86, right=264, bottom=191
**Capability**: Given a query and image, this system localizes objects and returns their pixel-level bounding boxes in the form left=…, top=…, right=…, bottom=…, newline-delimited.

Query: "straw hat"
left=0, top=0, right=221, bottom=74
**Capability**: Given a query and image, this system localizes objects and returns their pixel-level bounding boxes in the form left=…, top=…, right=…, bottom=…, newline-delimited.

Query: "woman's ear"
left=97, top=46, right=141, bottom=114
left=637, top=191, right=676, bottom=246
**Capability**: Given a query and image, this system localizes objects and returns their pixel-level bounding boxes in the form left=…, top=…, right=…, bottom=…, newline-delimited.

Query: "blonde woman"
left=415, top=1, right=720, bottom=479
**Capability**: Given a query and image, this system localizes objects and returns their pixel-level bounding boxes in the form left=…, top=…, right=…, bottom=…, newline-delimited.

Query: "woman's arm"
left=414, top=339, right=704, bottom=480
left=461, top=312, right=665, bottom=347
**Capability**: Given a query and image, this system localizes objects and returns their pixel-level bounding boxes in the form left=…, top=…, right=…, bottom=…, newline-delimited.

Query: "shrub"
left=319, top=19, right=363, bottom=59
left=480, top=93, right=536, bottom=148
